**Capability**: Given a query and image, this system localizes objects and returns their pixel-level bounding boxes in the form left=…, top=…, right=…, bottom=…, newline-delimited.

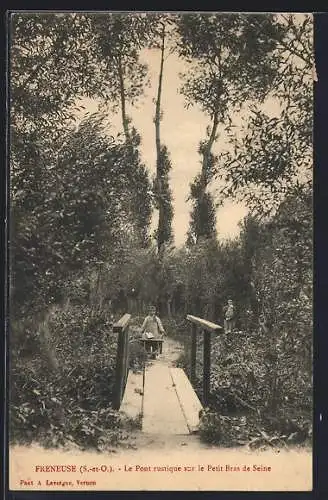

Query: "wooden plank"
left=203, top=329, right=211, bottom=406
left=142, top=363, right=189, bottom=435
left=120, top=371, right=143, bottom=419
left=170, top=368, right=203, bottom=433
left=113, top=316, right=130, bottom=410
left=186, top=314, right=222, bottom=332
left=113, top=329, right=126, bottom=409
left=190, top=323, right=197, bottom=384
left=113, top=313, right=131, bottom=332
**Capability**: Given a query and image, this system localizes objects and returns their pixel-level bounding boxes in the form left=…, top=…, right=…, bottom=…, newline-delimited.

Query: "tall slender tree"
left=176, top=13, right=283, bottom=242
left=152, top=19, right=174, bottom=255
left=91, top=13, right=154, bottom=141
left=91, top=13, right=157, bottom=245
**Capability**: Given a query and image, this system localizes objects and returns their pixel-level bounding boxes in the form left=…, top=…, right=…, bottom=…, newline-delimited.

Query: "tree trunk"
left=201, top=109, right=219, bottom=182
left=155, top=24, right=166, bottom=255
left=196, top=107, right=220, bottom=244
left=38, top=307, right=59, bottom=372
left=167, top=298, right=172, bottom=318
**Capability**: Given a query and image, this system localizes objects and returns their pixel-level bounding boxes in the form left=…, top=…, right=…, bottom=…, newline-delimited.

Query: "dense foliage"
left=11, top=306, right=119, bottom=448
left=173, top=188, right=312, bottom=446
left=216, top=14, right=313, bottom=216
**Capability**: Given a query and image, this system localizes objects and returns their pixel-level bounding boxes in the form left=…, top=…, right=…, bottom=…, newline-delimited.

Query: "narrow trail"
left=156, top=335, right=184, bottom=365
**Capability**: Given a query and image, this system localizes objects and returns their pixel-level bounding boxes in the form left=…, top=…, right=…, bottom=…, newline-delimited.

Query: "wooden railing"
left=113, top=313, right=131, bottom=410
left=186, top=315, right=222, bottom=406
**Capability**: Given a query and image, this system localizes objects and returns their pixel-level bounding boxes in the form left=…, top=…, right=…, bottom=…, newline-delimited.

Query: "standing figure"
left=140, top=305, right=166, bottom=356
left=224, top=299, right=235, bottom=333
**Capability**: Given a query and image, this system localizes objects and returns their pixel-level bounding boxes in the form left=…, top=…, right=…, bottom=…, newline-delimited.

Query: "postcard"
left=8, top=11, right=313, bottom=492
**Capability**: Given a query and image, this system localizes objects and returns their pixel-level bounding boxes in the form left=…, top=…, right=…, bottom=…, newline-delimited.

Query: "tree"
left=187, top=167, right=217, bottom=244
left=176, top=13, right=282, bottom=242
left=215, top=14, right=313, bottom=216
left=91, top=13, right=156, bottom=142
left=153, top=146, right=174, bottom=253
left=11, top=112, right=152, bottom=318
left=10, top=13, right=154, bottom=319
left=91, top=14, right=160, bottom=247
left=238, top=215, right=263, bottom=319
left=249, top=186, right=312, bottom=410
left=10, top=13, right=108, bottom=136
left=152, top=18, right=174, bottom=254
left=93, top=13, right=175, bottom=261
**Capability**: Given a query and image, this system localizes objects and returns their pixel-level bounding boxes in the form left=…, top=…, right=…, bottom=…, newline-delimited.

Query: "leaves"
left=11, top=106, right=152, bottom=317
left=176, top=14, right=281, bottom=116
left=213, top=14, right=312, bottom=215
left=11, top=304, right=122, bottom=448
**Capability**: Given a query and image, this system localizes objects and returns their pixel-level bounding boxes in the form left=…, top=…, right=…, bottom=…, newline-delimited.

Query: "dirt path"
left=157, top=334, right=184, bottom=365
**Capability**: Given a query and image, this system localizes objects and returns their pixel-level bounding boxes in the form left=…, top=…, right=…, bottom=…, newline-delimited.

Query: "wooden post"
left=113, top=313, right=131, bottom=410
left=113, top=327, right=124, bottom=410
left=190, top=323, right=197, bottom=384
left=203, top=329, right=211, bottom=406
left=125, top=327, right=129, bottom=380
left=186, top=315, right=221, bottom=406
left=123, top=327, right=129, bottom=392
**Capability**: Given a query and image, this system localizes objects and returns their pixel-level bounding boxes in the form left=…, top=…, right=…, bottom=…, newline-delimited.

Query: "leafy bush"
left=199, top=412, right=254, bottom=447
left=10, top=304, right=129, bottom=449
left=10, top=368, right=125, bottom=450
left=199, top=408, right=312, bottom=449
left=128, top=338, right=148, bottom=372
left=185, top=329, right=312, bottom=447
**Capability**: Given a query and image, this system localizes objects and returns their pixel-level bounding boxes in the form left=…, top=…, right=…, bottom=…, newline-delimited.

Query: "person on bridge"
left=141, top=305, right=166, bottom=356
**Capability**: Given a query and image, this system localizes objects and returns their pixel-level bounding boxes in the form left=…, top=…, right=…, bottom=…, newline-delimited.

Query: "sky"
left=80, top=48, right=249, bottom=247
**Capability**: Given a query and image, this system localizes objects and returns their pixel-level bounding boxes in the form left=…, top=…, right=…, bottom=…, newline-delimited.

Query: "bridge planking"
left=113, top=313, right=215, bottom=433
left=170, top=368, right=203, bottom=434
left=142, top=363, right=190, bottom=435
left=120, top=371, right=143, bottom=420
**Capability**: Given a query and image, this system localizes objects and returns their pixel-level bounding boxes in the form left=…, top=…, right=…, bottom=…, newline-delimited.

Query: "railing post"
left=113, top=313, right=131, bottom=410
left=125, top=326, right=129, bottom=378
left=113, top=326, right=124, bottom=410
left=186, top=314, right=221, bottom=407
left=203, top=329, right=211, bottom=406
left=190, top=323, right=197, bottom=384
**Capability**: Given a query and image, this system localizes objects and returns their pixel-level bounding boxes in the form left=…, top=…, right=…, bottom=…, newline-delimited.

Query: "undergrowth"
left=174, top=325, right=312, bottom=449
left=10, top=305, right=143, bottom=451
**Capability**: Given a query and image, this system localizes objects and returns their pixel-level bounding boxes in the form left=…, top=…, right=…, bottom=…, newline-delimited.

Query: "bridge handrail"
left=113, top=313, right=131, bottom=410
left=113, top=313, right=130, bottom=331
left=186, top=314, right=222, bottom=332
left=186, top=314, right=222, bottom=406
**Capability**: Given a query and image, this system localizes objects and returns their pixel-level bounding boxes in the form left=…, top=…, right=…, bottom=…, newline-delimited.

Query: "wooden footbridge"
left=112, top=314, right=222, bottom=435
